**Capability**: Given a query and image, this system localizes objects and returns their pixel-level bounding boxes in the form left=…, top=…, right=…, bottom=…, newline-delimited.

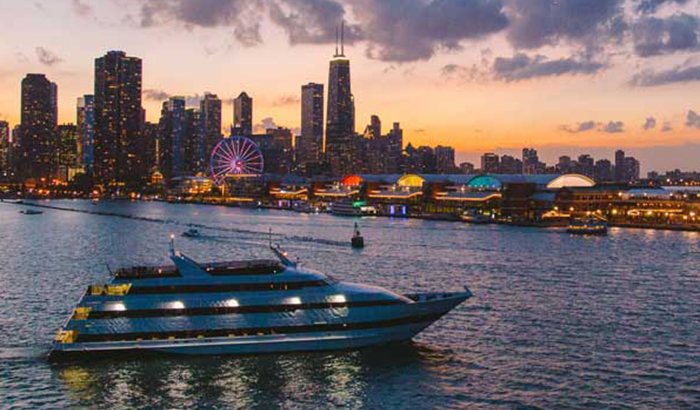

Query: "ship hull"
left=49, top=292, right=467, bottom=360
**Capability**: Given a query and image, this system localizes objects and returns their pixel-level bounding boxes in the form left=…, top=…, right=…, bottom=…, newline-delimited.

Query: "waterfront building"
left=594, top=159, right=613, bottom=182
left=522, top=148, right=539, bottom=175
left=326, top=26, right=355, bottom=176
left=184, top=108, right=206, bottom=174
left=298, top=83, right=324, bottom=169
left=141, top=122, right=159, bottom=179
left=158, top=97, right=186, bottom=178
left=19, top=73, right=57, bottom=182
left=0, top=121, right=9, bottom=176
left=404, top=144, right=436, bottom=173
left=77, top=95, right=95, bottom=175
left=56, top=124, right=82, bottom=182
left=94, top=51, right=143, bottom=187
left=435, top=146, right=456, bottom=174
left=233, top=92, right=252, bottom=136
left=481, top=153, right=500, bottom=173
left=499, top=155, right=522, bottom=174
left=200, top=93, right=222, bottom=158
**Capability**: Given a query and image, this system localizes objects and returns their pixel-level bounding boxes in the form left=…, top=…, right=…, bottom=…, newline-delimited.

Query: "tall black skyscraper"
left=77, top=95, right=95, bottom=175
left=94, top=50, right=143, bottom=187
left=200, top=93, right=222, bottom=161
left=19, top=73, right=57, bottom=181
left=326, top=24, right=355, bottom=176
left=233, top=92, right=252, bottom=136
left=298, top=82, right=324, bottom=167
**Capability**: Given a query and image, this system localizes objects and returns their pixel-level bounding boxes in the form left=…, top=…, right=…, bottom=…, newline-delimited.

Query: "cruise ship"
left=331, top=199, right=377, bottom=217
left=49, top=238, right=471, bottom=359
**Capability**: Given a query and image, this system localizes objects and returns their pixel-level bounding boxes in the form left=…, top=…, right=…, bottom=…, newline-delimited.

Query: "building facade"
left=233, top=92, right=252, bottom=136
left=77, top=95, right=95, bottom=175
left=326, top=46, right=355, bottom=176
left=19, top=73, right=57, bottom=182
left=298, top=82, right=324, bottom=169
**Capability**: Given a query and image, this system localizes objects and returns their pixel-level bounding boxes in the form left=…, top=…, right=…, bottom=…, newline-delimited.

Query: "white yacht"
left=331, top=200, right=377, bottom=217
left=49, top=238, right=471, bottom=359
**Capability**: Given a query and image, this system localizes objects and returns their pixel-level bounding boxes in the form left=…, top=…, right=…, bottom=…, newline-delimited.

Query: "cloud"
left=272, top=94, right=300, bottom=106
left=560, top=120, right=597, bottom=133
left=491, top=53, right=604, bottom=82
left=351, top=0, right=508, bottom=62
left=629, top=61, right=700, bottom=86
left=601, top=120, right=624, bottom=133
left=35, top=47, right=63, bottom=66
left=643, top=117, right=657, bottom=130
left=72, top=0, right=93, bottom=16
left=686, top=110, right=700, bottom=129
left=268, top=0, right=361, bottom=45
left=253, top=117, right=278, bottom=133
left=632, top=13, right=699, bottom=57
left=635, top=0, right=689, bottom=15
left=143, top=89, right=203, bottom=106
left=661, top=121, right=673, bottom=132
left=560, top=120, right=624, bottom=133
left=504, top=0, right=624, bottom=50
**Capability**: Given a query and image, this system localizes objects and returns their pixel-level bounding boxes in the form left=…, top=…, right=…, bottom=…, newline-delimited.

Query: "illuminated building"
left=18, top=73, right=57, bottom=182
left=158, top=97, right=186, bottom=178
left=434, top=146, right=456, bottom=174
left=480, top=153, right=499, bottom=173
left=522, top=148, right=539, bottom=175
left=233, top=92, right=252, bottom=136
left=499, top=155, right=522, bottom=174
left=56, top=124, right=80, bottom=181
left=298, top=83, right=324, bottom=169
left=77, top=95, right=95, bottom=174
left=200, top=93, right=222, bottom=158
left=94, top=51, right=143, bottom=187
left=184, top=108, right=206, bottom=174
left=326, top=24, right=356, bottom=176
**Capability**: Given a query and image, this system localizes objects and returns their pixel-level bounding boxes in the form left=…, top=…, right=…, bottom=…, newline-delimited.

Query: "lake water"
left=1, top=200, right=700, bottom=409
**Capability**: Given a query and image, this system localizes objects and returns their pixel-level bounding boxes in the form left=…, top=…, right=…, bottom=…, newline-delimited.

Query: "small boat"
left=567, top=217, right=608, bottom=235
left=182, top=228, right=201, bottom=238
left=49, top=236, right=471, bottom=359
left=351, top=222, right=364, bottom=248
left=331, top=199, right=377, bottom=217
left=460, top=209, right=491, bottom=224
left=19, top=209, right=43, bottom=215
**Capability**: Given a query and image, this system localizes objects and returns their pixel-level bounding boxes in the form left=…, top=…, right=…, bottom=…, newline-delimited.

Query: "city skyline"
left=2, top=1, right=700, bottom=171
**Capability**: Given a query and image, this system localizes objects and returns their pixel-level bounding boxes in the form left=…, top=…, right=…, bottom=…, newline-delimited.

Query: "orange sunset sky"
left=2, top=0, right=700, bottom=171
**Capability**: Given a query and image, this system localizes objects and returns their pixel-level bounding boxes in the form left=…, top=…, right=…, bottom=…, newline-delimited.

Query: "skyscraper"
left=522, top=148, right=539, bottom=174
left=326, top=24, right=355, bottom=176
left=0, top=121, right=9, bottom=176
left=435, top=146, right=456, bottom=174
left=158, top=97, right=186, bottom=178
left=94, top=50, right=143, bottom=187
left=77, top=95, right=95, bottom=175
left=184, top=108, right=205, bottom=174
left=233, top=92, right=252, bottom=136
left=614, top=149, right=625, bottom=182
left=298, top=82, right=324, bottom=167
left=56, top=124, right=79, bottom=182
left=200, top=93, right=222, bottom=160
left=386, top=122, right=403, bottom=174
left=19, top=73, right=57, bottom=181
left=481, top=153, right=500, bottom=173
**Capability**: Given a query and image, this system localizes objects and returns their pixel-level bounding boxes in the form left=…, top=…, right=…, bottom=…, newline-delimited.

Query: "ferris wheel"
left=209, top=136, right=264, bottom=184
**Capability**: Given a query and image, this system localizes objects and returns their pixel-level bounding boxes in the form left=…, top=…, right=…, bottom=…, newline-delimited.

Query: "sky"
left=1, top=0, right=700, bottom=172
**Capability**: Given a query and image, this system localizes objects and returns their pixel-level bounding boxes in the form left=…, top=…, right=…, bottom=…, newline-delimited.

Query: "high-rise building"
left=435, top=146, right=456, bottom=174
left=233, top=92, right=252, bottom=136
left=557, top=156, right=573, bottom=174
left=77, top=95, right=95, bottom=175
left=200, top=93, right=222, bottom=160
left=298, top=83, right=324, bottom=168
left=593, top=159, right=613, bottom=182
left=614, top=149, right=625, bottom=182
left=499, top=155, right=522, bottom=174
left=0, top=121, right=9, bottom=176
left=141, top=122, right=159, bottom=176
left=184, top=108, right=205, bottom=174
left=576, top=154, right=594, bottom=177
left=459, top=162, right=475, bottom=174
left=623, top=156, right=640, bottom=182
left=522, top=148, right=538, bottom=174
left=56, top=124, right=80, bottom=182
left=94, top=51, right=143, bottom=187
left=386, top=122, right=403, bottom=174
left=158, top=97, right=186, bottom=178
left=326, top=25, right=355, bottom=176
left=481, top=153, right=500, bottom=173
left=19, top=73, right=57, bottom=181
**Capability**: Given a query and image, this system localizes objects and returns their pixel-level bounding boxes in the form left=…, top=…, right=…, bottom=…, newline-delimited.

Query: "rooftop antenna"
left=340, top=21, right=345, bottom=56
left=334, top=25, right=339, bottom=57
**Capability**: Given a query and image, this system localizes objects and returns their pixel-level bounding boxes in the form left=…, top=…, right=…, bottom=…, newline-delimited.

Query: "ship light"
left=109, top=302, right=127, bottom=311
left=169, top=301, right=185, bottom=309
left=224, top=299, right=239, bottom=307
left=330, top=294, right=347, bottom=303
left=287, top=297, right=302, bottom=305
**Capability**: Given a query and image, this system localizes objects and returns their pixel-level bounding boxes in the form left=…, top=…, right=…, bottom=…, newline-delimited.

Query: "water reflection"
left=55, top=343, right=444, bottom=408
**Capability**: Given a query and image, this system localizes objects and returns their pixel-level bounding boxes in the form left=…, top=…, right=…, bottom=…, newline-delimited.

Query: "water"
left=2, top=200, right=700, bottom=409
